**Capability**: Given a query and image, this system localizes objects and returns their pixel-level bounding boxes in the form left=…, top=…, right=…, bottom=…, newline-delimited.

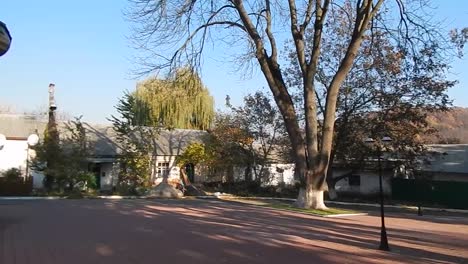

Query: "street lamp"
left=25, top=133, right=39, bottom=177
left=365, top=136, right=392, bottom=251
left=0, top=21, right=12, bottom=57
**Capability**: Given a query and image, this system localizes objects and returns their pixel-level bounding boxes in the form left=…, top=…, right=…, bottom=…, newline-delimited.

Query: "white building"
left=84, top=124, right=206, bottom=191
left=0, top=114, right=206, bottom=192
left=0, top=114, right=46, bottom=188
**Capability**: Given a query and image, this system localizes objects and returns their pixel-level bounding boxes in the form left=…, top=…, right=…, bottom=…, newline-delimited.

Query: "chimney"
left=48, top=83, right=57, bottom=111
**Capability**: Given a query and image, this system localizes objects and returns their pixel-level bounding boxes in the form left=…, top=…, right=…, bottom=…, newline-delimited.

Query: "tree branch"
left=265, top=0, right=278, bottom=61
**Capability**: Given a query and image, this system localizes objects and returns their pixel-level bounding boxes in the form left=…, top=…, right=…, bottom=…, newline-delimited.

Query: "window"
left=157, top=162, right=170, bottom=178
left=349, top=175, right=361, bottom=186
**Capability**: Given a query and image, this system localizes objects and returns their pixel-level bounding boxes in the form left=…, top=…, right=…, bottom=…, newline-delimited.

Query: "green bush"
left=77, top=172, right=97, bottom=190
left=135, top=186, right=150, bottom=196
left=66, top=189, right=85, bottom=199
left=114, top=183, right=138, bottom=196
left=203, top=181, right=299, bottom=198
left=2, top=168, right=23, bottom=181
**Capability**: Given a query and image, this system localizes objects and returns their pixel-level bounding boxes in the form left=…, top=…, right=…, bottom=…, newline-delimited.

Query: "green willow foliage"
left=134, top=68, right=214, bottom=130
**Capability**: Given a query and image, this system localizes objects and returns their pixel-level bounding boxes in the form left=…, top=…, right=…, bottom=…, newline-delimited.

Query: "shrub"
left=66, top=189, right=85, bottom=199
left=203, top=181, right=299, bottom=198
left=114, top=183, right=138, bottom=196
left=77, top=172, right=98, bottom=190
left=2, top=168, right=23, bottom=181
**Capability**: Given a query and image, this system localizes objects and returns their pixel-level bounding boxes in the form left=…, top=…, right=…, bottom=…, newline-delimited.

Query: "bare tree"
left=283, top=3, right=456, bottom=200
left=127, top=0, right=447, bottom=209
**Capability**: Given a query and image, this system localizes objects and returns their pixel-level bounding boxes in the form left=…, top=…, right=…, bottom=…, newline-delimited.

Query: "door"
left=89, top=163, right=101, bottom=190
left=185, top=163, right=195, bottom=183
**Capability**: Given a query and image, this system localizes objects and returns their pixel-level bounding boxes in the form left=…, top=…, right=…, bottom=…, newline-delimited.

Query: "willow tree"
left=110, top=68, right=213, bottom=191
left=134, top=68, right=214, bottom=130
left=127, top=0, right=451, bottom=209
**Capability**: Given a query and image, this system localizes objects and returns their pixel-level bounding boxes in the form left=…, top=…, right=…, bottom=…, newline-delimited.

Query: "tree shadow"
left=91, top=199, right=468, bottom=263
left=3, top=199, right=467, bottom=264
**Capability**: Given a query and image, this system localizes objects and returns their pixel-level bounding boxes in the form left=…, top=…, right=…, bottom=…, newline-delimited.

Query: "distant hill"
left=427, top=107, right=468, bottom=144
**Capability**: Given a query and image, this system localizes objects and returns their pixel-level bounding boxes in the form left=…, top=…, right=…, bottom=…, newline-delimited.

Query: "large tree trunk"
left=180, top=166, right=191, bottom=186
left=326, top=168, right=338, bottom=200
left=295, top=182, right=328, bottom=210
left=235, top=0, right=381, bottom=209
left=325, top=151, right=338, bottom=200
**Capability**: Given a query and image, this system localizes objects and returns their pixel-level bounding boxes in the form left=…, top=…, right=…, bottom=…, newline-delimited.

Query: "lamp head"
left=382, top=136, right=392, bottom=143
left=27, top=134, right=39, bottom=147
left=0, top=21, right=12, bottom=57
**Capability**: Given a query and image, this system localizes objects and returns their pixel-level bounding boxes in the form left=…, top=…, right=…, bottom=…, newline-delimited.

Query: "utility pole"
left=47, top=83, right=59, bottom=141
left=44, top=83, right=59, bottom=190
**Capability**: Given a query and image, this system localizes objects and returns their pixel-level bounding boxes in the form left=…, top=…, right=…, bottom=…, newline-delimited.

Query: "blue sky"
left=0, top=0, right=466, bottom=123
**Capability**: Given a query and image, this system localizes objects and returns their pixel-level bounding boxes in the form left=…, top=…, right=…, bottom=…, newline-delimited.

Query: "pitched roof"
left=0, top=114, right=207, bottom=157
left=421, top=144, right=468, bottom=174
left=0, top=114, right=47, bottom=138
left=81, top=123, right=207, bottom=157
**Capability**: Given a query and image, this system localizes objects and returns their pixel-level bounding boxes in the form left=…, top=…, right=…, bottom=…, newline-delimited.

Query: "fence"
left=0, top=176, right=33, bottom=196
left=392, top=178, right=468, bottom=209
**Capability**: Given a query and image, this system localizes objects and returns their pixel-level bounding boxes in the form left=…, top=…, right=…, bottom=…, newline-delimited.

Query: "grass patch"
left=263, top=202, right=359, bottom=216
left=218, top=197, right=361, bottom=216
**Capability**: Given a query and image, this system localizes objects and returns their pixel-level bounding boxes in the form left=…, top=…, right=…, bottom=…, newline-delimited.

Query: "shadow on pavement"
left=1, top=199, right=467, bottom=264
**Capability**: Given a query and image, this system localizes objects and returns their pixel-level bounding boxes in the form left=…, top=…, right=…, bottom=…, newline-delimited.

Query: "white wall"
left=259, top=164, right=295, bottom=186
left=0, top=139, right=46, bottom=189
left=32, top=171, right=45, bottom=189
left=0, top=139, right=28, bottom=175
left=334, top=170, right=392, bottom=195
left=95, top=156, right=182, bottom=190
left=231, top=164, right=296, bottom=185
left=99, top=162, right=118, bottom=191
left=153, top=156, right=181, bottom=185
left=97, top=156, right=181, bottom=190
left=230, top=164, right=393, bottom=195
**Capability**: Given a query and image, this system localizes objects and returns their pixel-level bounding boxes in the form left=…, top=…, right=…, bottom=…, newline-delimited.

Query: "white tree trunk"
left=295, top=187, right=328, bottom=210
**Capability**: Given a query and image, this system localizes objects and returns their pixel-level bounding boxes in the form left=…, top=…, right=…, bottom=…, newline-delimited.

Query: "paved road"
left=1, top=199, right=467, bottom=264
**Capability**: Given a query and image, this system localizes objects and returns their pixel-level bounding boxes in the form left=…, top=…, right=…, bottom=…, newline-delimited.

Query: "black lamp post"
left=0, top=21, right=12, bottom=57
left=365, top=136, right=391, bottom=251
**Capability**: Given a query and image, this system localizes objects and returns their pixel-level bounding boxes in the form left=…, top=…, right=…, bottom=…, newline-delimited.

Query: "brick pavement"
left=1, top=199, right=467, bottom=264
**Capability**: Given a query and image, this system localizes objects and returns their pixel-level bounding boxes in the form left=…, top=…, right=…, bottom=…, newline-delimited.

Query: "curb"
left=0, top=196, right=144, bottom=200
left=197, top=195, right=468, bottom=214
left=96, top=195, right=142, bottom=199
left=211, top=196, right=368, bottom=218
left=3, top=195, right=468, bottom=214
left=322, top=213, right=369, bottom=218
left=194, top=195, right=219, bottom=199
left=197, top=195, right=296, bottom=202
left=219, top=198, right=368, bottom=218
left=0, top=195, right=196, bottom=200
left=326, top=201, right=468, bottom=214
left=0, top=196, right=65, bottom=200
